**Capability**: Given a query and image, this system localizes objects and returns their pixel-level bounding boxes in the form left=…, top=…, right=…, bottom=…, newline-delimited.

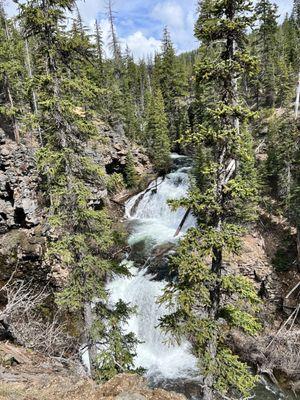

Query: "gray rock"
left=116, top=392, right=146, bottom=400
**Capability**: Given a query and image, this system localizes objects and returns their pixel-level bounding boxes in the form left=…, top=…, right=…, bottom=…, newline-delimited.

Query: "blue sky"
left=5, top=0, right=294, bottom=59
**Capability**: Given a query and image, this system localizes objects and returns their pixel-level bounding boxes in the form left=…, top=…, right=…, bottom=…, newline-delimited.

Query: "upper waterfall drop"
left=125, top=154, right=196, bottom=248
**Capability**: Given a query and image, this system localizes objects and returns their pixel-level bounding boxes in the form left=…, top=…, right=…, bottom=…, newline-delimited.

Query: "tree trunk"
left=202, top=338, right=217, bottom=400
left=295, top=70, right=300, bottom=120
left=84, top=302, right=98, bottom=378
left=24, top=38, right=43, bottom=146
left=174, top=208, right=191, bottom=237
left=297, top=226, right=300, bottom=270
left=3, top=72, right=20, bottom=144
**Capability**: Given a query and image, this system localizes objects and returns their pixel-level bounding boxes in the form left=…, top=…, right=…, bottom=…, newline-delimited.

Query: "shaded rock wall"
left=0, top=121, right=152, bottom=287
left=0, top=129, right=46, bottom=284
left=0, top=130, right=40, bottom=233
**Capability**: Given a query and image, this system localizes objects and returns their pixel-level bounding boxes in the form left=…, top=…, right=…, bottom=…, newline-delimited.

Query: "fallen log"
left=174, top=208, right=191, bottom=237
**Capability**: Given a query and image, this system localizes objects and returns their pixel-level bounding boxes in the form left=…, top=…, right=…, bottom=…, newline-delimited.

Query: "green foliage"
left=1, top=0, right=299, bottom=390
left=214, top=349, right=259, bottom=398
left=17, top=0, right=138, bottom=381
left=160, top=1, right=261, bottom=398
left=124, top=151, right=138, bottom=188
left=153, top=27, right=188, bottom=144
left=254, top=0, right=279, bottom=107
left=92, top=300, right=143, bottom=382
left=145, top=89, right=171, bottom=173
left=266, top=114, right=299, bottom=222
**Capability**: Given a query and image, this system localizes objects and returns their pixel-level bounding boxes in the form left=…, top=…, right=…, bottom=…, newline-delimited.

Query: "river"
left=107, top=154, right=295, bottom=400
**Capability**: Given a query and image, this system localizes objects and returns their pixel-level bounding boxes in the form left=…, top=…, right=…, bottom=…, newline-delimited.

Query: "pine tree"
left=293, top=0, right=300, bottom=24
left=18, top=0, right=137, bottom=380
left=94, top=19, right=104, bottom=79
left=160, top=1, right=261, bottom=399
left=255, top=0, right=279, bottom=107
left=155, top=27, right=186, bottom=145
left=124, top=151, right=138, bottom=188
left=107, top=0, right=121, bottom=63
left=0, top=1, right=24, bottom=143
left=145, top=89, right=171, bottom=173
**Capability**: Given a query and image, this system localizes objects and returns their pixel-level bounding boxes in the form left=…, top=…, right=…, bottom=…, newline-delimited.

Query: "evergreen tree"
left=94, top=19, right=104, bottom=79
left=124, top=151, right=138, bottom=188
left=266, top=112, right=300, bottom=266
left=0, top=1, right=24, bottom=143
left=107, top=0, right=121, bottom=63
left=145, top=89, right=171, bottom=173
left=18, top=0, right=137, bottom=380
left=160, top=1, right=261, bottom=399
left=293, top=0, right=300, bottom=23
left=155, top=27, right=186, bottom=145
left=255, top=0, right=279, bottom=107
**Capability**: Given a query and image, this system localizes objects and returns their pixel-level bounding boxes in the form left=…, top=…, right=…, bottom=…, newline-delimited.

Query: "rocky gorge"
left=0, top=125, right=299, bottom=399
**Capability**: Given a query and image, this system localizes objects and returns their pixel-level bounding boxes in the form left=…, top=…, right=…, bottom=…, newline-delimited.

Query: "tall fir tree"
left=160, top=1, right=261, bottom=399
left=94, top=19, right=104, bottom=80
left=293, top=0, right=300, bottom=23
left=107, top=0, right=122, bottom=64
left=255, top=0, right=279, bottom=107
left=17, top=0, right=138, bottom=380
left=155, top=27, right=186, bottom=146
left=0, top=1, right=24, bottom=143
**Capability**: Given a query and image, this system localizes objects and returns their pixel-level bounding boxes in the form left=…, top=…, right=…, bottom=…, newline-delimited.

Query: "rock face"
left=87, top=121, right=152, bottom=177
left=0, top=122, right=152, bottom=287
left=0, top=129, right=46, bottom=284
left=0, top=129, right=40, bottom=233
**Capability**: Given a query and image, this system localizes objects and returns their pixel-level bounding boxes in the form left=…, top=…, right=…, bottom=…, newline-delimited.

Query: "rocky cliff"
left=0, top=122, right=152, bottom=288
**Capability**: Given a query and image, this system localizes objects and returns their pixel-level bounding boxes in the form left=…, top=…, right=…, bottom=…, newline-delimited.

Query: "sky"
left=4, top=0, right=294, bottom=60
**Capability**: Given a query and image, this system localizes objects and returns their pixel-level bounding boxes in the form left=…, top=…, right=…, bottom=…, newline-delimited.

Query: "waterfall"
left=106, top=154, right=293, bottom=399
left=125, top=158, right=196, bottom=248
left=107, top=155, right=197, bottom=382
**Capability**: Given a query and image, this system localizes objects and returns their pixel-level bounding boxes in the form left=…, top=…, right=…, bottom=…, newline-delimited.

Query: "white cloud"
left=151, top=1, right=197, bottom=53
left=77, top=0, right=105, bottom=25
left=151, top=2, right=185, bottom=30
left=121, top=31, right=161, bottom=60
left=4, top=0, right=18, bottom=17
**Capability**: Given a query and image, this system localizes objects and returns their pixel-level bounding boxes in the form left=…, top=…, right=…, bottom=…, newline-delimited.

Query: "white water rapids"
left=108, top=154, right=197, bottom=380
left=104, top=154, right=292, bottom=399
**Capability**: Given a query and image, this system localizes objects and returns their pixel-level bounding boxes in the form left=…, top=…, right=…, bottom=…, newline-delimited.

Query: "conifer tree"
left=280, top=14, right=299, bottom=72
left=255, top=0, right=279, bottom=107
left=160, top=1, right=261, bottom=399
left=293, top=0, right=300, bottom=23
left=124, top=151, right=138, bottom=188
left=94, top=19, right=104, bottom=79
left=155, top=28, right=186, bottom=145
left=145, top=89, right=171, bottom=173
left=107, top=0, right=121, bottom=63
left=18, top=0, right=137, bottom=380
left=0, top=1, right=23, bottom=143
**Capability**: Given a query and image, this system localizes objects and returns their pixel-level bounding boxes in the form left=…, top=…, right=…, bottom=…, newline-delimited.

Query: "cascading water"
left=108, top=154, right=197, bottom=381
left=107, top=154, right=294, bottom=400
